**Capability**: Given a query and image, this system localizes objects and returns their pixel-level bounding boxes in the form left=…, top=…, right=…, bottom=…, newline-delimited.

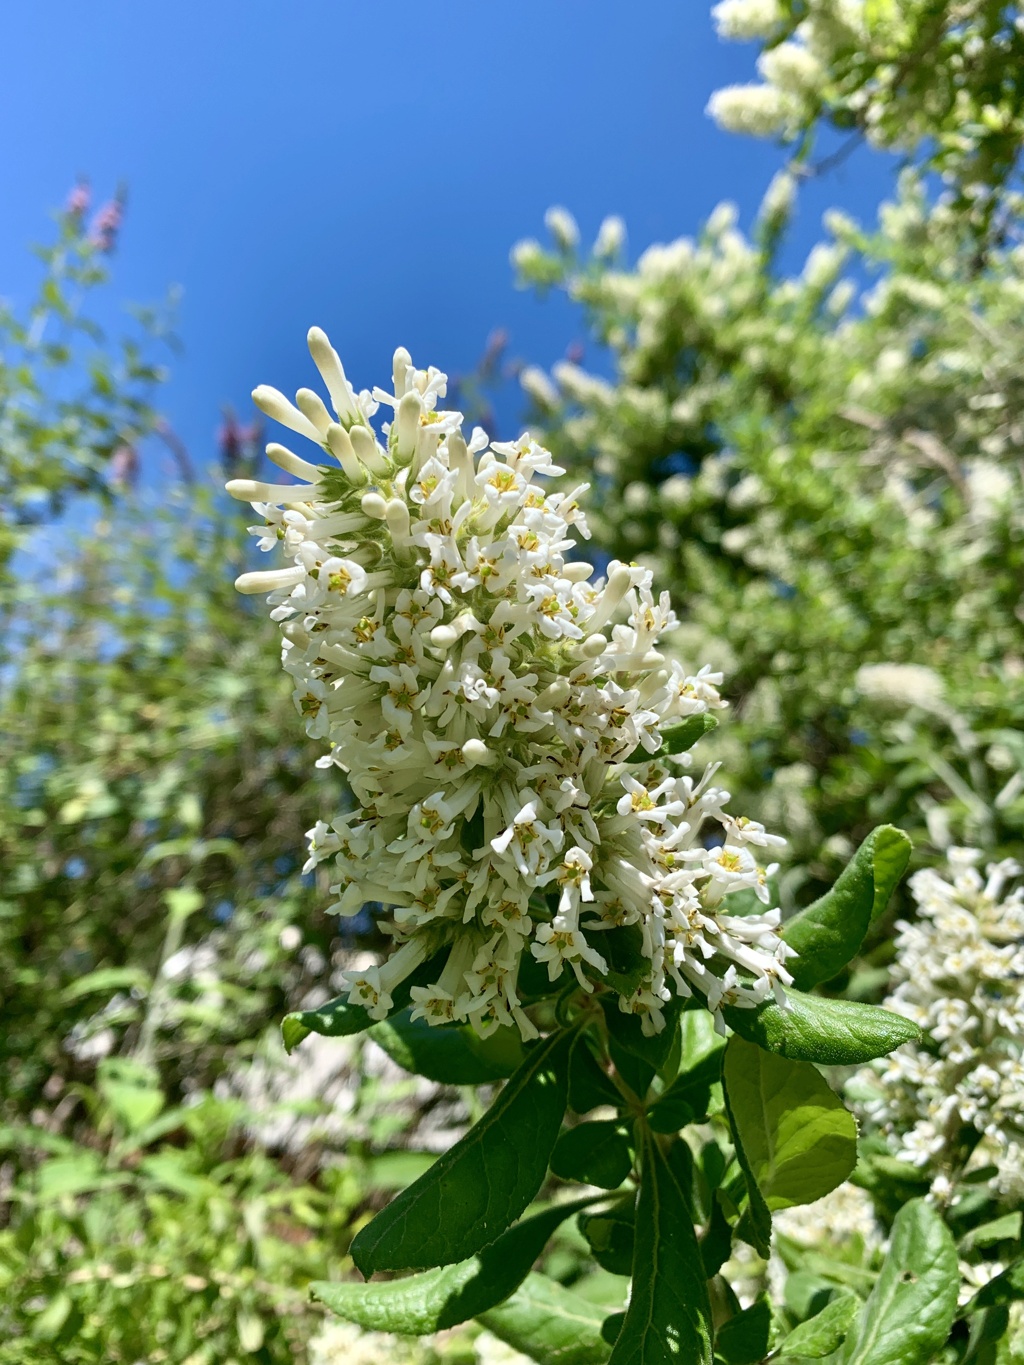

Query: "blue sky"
left=0, top=2, right=895, bottom=476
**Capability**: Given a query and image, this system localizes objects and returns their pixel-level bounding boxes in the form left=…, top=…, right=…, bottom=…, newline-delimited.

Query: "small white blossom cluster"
left=854, top=849, right=1024, bottom=1195
left=228, top=330, right=794, bottom=1040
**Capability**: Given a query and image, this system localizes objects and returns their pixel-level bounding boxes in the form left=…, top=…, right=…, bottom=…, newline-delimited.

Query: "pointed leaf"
left=312, top=1198, right=593, bottom=1333
left=580, top=1205, right=635, bottom=1277
left=723, top=990, right=920, bottom=1065
left=721, top=1059, right=772, bottom=1259
left=840, top=1198, right=958, bottom=1365
left=351, top=1026, right=576, bottom=1274
left=369, top=1008, right=526, bottom=1084
left=551, top=1120, right=633, bottom=1189
left=626, top=713, right=718, bottom=763
left=778, top=1294, right=859, bottom=1359
left=282, top=952, right=445, bottom=1052
left=647, top=1043, right=724, bottom=1133
left=783, top=827, right=912, bottom=990
left=478, top=1272, right=611, bottom=1365
left=716, top=1295, right=772, bottom=1365
left=722, top=1036, right=857, bottom=1212
left=608, top=1130, right=713, bottom=1365
left=570, top=1040, right=624, bottom=1114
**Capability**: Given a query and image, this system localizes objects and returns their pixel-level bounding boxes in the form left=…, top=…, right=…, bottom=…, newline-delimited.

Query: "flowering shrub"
left=856, top=849, right=1024, bottom=1196
left=707, top=0, right=1024, bottom=239
left=227, top=332, right=799, bottom=1039
left=228, top=332, right=927, bottom=1364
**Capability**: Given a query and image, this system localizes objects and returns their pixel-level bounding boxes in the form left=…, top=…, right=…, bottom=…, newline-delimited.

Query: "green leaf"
left=97, top=1057, right=165, bottom=1133
left=282, top=952, right=444, bottom=1052
left=959, top=1213, right=1022, bottom=1254
left=963, top=1258, right=1024, bottom=1316
left=598, top=923, right=652, bottom=998
left=723, top=990, right=920, bottom=1065
left=783, top=827, right=912, bottom=990
left=626, top=713, right=718, bottom=763
left=312, top=1198, right=593, bottom=1334
left=647, top=1042, right=724, bottom=1133
left=722, top=1035, right=858, bottom=1212
left=351, top=1025, right=576, bottom=1274
left=840, top=1198, right=958, bottom=1365
left=551, top=1121, right=634, bottom=1189
left=715, top=1295, right=772, bottom=1365
left=60, top=965, right=151, bottom=1002
left=607, top=1129, right=713, bottom=1365
left=700, top=1192, right=733, bottom=1278
left=721, top=1055, right=772, bottom=1259
left=778, top=1294, right=860, bottom=1359
left=369, top=1008, right=526, bottom=1084
left=603, top=998, right=681, bottom=1071
left=580, top=1204, right=635, bottom=1277
left=570, top=1040, right=624, bottom=1114
left=477, top=1272, right=611, bottom=1365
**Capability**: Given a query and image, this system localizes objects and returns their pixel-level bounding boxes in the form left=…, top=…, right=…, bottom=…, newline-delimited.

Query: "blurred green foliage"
left=513, top=169, right=1024, bottom=908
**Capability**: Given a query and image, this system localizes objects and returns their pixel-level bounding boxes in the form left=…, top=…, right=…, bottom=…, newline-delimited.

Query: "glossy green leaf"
left=351, top=1025, right=576, bottom=1274
left=722, top=1035, right=857, bottom=1212
left=647, top=1043, right=724, bottom=1133
left=778, top=1294, right=860, bottom=1359
left=723, top=990, right=920, bottom=1065
left=783, top=826, right=912, bottom=990
left=715, top=1295, right=771, bottom=1365
left=626, top=713, right=718, bottom=763
left=721, top=1055, right=772, bottom=1259
left=959, top=1213, right=1022, bottom=1255
left=477, top=1272, right=611, bottom=1365
left=840, top=1198, right=958, bottom=1365
left=311, top=1198, right=593, bottom=1333
left=369, top=1008, right=526, bottom=1084
left=551, top=1120, right=633, bottom=1189
left=607, top=1129, right=713, bottom=1365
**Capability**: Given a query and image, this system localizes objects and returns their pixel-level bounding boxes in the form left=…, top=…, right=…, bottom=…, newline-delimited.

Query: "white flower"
left=545, top=205, right=580, bottom=252
left=711, top=0, right=782, bottom=41
left=706, top=84, right=800, bottom=138
left=852, top=849, right=1024, bottom=1196
left=228, top=330, right=792, bottom=1038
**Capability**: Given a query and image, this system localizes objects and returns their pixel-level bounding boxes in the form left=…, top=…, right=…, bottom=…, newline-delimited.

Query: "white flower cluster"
left=228, top=330, right=794, bottom=1039
left=854, top=849, right=1024, bottom=1195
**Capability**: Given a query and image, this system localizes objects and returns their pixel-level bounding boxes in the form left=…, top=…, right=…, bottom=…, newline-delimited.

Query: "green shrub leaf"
left=783, top=827, right=912, bottom=990
left=281, top=952, right=445, bottom=1052
left=551, top=1120, right=634, bottom=1189
left=311, top=1197, right=593, bottom=1334
left=607, top=1130, right=713, bottom=1365
left=350, top=1025, right=576, bottom=1274
left=840, top=1198, right=958, bottom=1365
left=368, top=1008, right=526, bottom=1084
left=647, top=1041, right=724, bottom=1133
left=477, top=1272, right=611, bottom=1365
left=715, top=1294, right=772, bottom=1365
left=722, top=1035, right=858, bottom=1212
left=723, top=990, right=920, bottom=1065
left=778, top=1293, right=860, bottom=1359
left=625, top=712, right=718, bottom=763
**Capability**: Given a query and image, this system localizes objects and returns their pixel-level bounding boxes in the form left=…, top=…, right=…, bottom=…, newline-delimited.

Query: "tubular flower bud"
left=231, top=330, right=794, bottom=1038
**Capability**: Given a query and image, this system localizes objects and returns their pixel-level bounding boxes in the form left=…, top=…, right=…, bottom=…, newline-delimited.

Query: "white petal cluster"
left=228, top=330, right=794, bottom=1040
left=855, top=849, right=1024, bottom=1195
